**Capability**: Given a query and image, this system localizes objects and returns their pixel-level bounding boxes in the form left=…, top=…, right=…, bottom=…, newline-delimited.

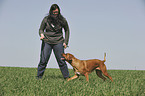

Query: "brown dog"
left=62, top=53, right=113, bottom=82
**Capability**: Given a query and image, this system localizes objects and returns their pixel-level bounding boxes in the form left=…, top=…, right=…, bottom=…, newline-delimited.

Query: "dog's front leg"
left=67, top=74, right=79, bottom=81
left=84, top=73, right=89, bottom=82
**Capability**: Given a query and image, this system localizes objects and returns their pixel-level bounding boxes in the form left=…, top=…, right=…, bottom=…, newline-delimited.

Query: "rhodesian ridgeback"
left=62, top=53, right=113, bottom=82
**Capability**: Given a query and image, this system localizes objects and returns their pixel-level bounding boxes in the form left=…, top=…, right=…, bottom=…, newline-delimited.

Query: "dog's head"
left=62, top=53, right=74, bottom=62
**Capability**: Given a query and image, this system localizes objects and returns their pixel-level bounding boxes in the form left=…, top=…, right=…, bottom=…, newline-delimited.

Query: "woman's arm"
left=63, top=19, right=70, bottom=46
left=39, top=17, right=47, bottom=39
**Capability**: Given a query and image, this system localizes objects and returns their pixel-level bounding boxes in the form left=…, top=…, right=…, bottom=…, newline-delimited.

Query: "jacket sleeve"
left=39, top=16, right=47, bottom=36
left=63, top=19, right=70, bottom=46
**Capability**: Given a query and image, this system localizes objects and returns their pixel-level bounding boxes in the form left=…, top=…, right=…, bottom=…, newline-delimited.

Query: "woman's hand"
left=63, top=43, right=67, bottom=49
left=40, top=34, right=45, bottom=40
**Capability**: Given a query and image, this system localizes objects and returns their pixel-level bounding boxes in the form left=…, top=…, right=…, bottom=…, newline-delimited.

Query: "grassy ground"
left=0, top=67, right=145, bottom=96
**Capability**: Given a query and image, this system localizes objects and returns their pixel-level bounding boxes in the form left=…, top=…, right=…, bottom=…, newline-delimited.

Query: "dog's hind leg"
left=99, top=63, right=113, bottom=82
left=103, top=72, right=113, bottom=82
left=101, top=68, right=113, bottom=82
left=95, top=70, right=106, bottom=81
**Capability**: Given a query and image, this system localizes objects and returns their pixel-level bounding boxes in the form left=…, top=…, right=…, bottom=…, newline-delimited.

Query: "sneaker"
left=36, top=76, right=42, bottom=80
left=64, top=77, right=70, bottom=80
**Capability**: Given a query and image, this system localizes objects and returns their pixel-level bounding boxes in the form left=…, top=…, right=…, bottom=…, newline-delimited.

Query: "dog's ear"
left=68, top=54, right=74, bottom=61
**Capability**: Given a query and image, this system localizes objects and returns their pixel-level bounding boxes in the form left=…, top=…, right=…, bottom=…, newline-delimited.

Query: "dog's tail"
left=103, top=53, right=106, bottom=62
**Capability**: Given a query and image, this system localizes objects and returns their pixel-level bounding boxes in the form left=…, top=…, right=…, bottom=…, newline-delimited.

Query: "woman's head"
left=49, top=4, right=60, bottom=17
left=48, top=4, right=65, bottom=27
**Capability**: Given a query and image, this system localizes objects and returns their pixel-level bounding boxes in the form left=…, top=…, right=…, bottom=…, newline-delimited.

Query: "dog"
left=62, top=53, right=113, bottom=82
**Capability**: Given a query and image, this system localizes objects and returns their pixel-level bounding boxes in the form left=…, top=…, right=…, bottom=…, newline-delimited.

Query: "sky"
left=0, top=0, right=145, bottom=70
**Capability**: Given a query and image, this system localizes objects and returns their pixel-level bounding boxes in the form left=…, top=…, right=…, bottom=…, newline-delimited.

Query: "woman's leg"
left=37, top=42, right=52, bottom=78
left=53, top=43, right=70, bottom=79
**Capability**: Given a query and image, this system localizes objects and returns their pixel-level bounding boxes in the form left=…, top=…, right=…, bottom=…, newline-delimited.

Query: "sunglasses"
left=53, top=11, right=59, bottom=14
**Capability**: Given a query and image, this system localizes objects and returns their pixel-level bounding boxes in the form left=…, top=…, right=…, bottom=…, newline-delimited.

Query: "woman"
left=37, top=4, right=70, bottom=79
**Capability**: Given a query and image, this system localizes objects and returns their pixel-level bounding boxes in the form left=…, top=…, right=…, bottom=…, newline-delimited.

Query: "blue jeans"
left=37, top=41, right=69, bottom=79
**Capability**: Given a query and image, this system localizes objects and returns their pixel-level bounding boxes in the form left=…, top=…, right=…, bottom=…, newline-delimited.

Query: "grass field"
left=0, top=67, right=145, bottom=96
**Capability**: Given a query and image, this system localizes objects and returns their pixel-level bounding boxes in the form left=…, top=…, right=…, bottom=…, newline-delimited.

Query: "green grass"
left=0, top=67, right=145, bottom=96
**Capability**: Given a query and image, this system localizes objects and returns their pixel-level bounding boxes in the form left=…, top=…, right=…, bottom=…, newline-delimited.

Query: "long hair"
left=47, top=4, right=65, bottom=27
